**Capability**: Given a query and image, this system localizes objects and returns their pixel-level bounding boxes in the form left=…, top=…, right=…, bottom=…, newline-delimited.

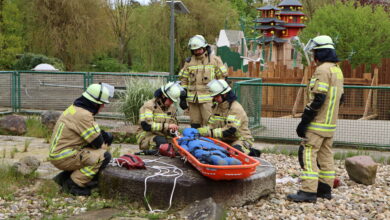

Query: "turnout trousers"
left=50, top=147, right=106, bottom=187
left=299, top=131, right=335, bottom=192
left=188, top=101, right=212, bottom=126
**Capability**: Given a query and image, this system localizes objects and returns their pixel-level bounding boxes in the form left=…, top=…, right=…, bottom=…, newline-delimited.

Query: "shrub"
left=13, top=53, right=64, bottom=71
left=92, top=57, right=128, bottom=72
left=118, top=77, right=163, bottom=125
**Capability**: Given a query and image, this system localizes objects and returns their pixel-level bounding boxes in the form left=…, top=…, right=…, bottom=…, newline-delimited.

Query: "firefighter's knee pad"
left=153, top=136, right=168, bottom=146
left=298, top=145, right=305, bottom=169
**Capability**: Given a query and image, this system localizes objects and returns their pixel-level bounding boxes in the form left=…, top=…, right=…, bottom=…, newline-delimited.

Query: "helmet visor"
left=101, top=83, right=115, bottom=98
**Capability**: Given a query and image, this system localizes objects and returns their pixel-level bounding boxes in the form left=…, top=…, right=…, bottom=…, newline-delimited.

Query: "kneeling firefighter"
left=50, top=83, right=115, bottom=196
left=136, top=82, right=182, bottom=156
left=197, top=79, right=261, bottom=157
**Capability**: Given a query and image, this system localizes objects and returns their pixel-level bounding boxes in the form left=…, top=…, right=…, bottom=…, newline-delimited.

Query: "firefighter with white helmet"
left=50, top=83, right=115, bottom=196
left=197, top=79, right=261, bottom=157
left=179, top=34, right=228, bottom=129
left=288, top=35, right=344, bottom=202
left=136, top=82, right=182, bottom=154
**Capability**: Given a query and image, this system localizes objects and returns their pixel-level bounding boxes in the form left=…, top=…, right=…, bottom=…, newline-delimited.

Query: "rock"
left=13, top=156, right=41, bottom=175
left=71, top=208, right=121, bottom=220
left=179, top=198, right=225, bottom=220
left=345, top=156, right=378, bottom=185
left=99, top=156, right=276, bottom=209
left=0, top=115, right=26, bottom=135
left=41, top=110, right=61, bottom=130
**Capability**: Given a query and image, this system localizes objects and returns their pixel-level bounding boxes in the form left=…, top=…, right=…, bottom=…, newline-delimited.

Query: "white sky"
left=134, top=0, right=151, bottom=5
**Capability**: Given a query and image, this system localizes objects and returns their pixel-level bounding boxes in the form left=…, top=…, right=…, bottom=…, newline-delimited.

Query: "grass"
left=25, top=116, right=52, bottom=142
left=118, top=77, right=164, bottom=125
left=110, top=145, right=122, bottom=158
left=23, top=139, right=32, bottom=152
left=0, top=164, right=37, bottom=200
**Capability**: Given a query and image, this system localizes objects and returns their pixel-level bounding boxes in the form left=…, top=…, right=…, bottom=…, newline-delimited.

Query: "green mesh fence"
left=2, top=71, right=390, bottom=148
left=0, top=71, right=14, bottom=114
left=233, top=82, right=390, bottom=148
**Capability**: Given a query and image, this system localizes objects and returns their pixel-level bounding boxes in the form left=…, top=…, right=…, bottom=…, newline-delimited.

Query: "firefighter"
left=197, top=79, right=261, bottom=157
left=179, top=35, right=228, bottom=128
left=287, top=35, right=344, bottom=202
left=136, top=82, right=182, bottom=154
left=50, top=83, right=115, bottom=196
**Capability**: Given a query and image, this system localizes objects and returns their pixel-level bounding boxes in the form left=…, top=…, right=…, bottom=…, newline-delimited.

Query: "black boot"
left=53, top=171, right=71, bottom=187
left=62, top=178, right=91, bottom=196
left=317, top=182, right=332, bottom=200
left=287, top=190, right=317, bottom=203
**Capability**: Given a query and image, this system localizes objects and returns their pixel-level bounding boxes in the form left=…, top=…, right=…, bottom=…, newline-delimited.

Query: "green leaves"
left=118, top=77, right=163, bottom=124
left=300, top=2, right=390, bottom=68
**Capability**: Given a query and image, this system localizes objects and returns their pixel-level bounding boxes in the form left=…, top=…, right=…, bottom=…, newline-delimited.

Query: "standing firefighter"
left=136, top=82, right=182, bottom=155
left=197, top=79, right=261, bottom=157
left=287, top=35, right=344, bottom=202
left=179, top=35, right=228, bottom=128
left=50, top=83, right=115, bottom=196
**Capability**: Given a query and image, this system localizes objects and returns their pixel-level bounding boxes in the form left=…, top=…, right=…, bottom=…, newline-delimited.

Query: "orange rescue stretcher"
left=172, top=137, right=260, bottom=180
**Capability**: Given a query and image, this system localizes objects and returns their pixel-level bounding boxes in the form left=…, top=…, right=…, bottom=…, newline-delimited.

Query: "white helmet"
left=188, top=35, right=208, bottom=50
left=304, top=35, right=335, bottom=53
left=161, top=82, right=182, bottom=102
left=207, top=79, right=231, bottom=97
left=82, top=83, right=115, bottom=104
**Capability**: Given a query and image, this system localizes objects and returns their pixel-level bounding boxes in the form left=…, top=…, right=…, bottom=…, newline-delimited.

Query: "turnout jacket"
left=203, top=101, right=254, bottom=143
left=307, top=62, right=344, bottom=137
left=49, top=105, right=101, bottom=161
left=136, top=98, right=178, bottom=144
left=179, top=53, right=227, bottom=103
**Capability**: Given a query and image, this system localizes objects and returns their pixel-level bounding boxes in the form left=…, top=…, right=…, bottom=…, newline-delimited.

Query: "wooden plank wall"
left=228, top=59, right=390, bottom=118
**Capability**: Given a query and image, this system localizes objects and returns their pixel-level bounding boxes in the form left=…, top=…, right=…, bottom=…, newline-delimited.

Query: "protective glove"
left=296, top=106, right=316, bottom=138
left=197, top=127, right=209, bottom=136
left=141, top=121, right=152, bottom=131
left=101, top=130, right=114, bottom=146
left=222, top=127, right=237, bottom=138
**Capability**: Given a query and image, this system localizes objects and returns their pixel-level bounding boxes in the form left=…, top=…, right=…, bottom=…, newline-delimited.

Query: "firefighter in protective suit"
left=179, top=35, right=228, bottom=128
left=197, top=79, right=261, bottom=157
left=287, top=35, right=344, bottom=202
left=136, top=82, right=182, bottom=154
left=50, top=83, right=115, bottom=196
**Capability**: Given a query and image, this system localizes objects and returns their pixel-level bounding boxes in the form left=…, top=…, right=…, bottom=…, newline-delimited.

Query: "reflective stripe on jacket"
left=179, top=53, right=227, bottom=103
left=49, top=105, right=101, bottom=160
left=307, top=62, right=344, bottom=137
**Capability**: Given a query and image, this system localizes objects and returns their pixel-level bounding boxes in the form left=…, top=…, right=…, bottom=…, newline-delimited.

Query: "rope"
left=143, top=158, right=184, bottom=213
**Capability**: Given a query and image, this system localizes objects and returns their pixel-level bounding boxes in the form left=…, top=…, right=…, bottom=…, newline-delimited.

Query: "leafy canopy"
left=299, top=2, right=390, bottom=67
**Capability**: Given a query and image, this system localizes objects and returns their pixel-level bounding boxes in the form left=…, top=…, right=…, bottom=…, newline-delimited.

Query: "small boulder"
left=13, top=156, right=41, bottom=175
left=41, top=110, right=61, bottom=130
left=0, top=115, right=26, bottom=135
left=179, top=198, right=225, bottom=220
left=345, top=156, right=378, bottom=185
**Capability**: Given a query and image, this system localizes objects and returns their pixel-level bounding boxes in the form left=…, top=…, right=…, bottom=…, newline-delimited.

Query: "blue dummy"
left=178, top=128, right=242, bottom=165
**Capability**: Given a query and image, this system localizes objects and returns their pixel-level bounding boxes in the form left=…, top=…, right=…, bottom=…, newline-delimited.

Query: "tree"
left=28, top=0, right=112, bottom=70
left=299, top=2, right=390, bottom=67
left=0, top=0, right=24, bottom=69
left=106, top=0, right=140, bottom=66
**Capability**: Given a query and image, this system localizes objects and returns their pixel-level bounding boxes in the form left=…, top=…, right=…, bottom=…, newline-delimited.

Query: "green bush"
left=13, top=53, right=64, bottom=71
left=92, top=57, right=128, bottom=72
left=118, top=77, right=163, bottom=125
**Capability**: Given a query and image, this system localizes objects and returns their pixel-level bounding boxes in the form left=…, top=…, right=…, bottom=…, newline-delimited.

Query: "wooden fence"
left=228, top=58, right=390, bottom=119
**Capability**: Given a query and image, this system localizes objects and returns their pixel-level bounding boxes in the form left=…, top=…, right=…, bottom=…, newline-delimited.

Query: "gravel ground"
left=0, top=153, right=389, bottom=219
left=228, top=154, right=390, bottom=220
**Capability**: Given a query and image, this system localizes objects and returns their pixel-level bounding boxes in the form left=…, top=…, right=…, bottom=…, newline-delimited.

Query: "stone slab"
left=99, top=156, right=276, bottom=209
